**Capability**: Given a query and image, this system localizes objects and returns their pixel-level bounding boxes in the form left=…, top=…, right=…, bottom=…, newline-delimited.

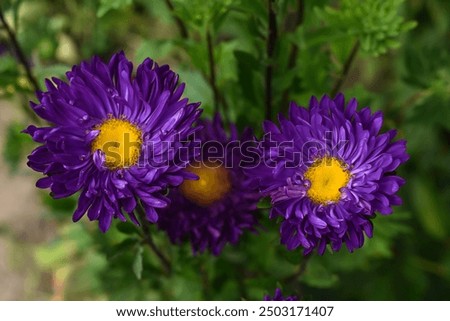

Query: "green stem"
left=206, top=30, right=220, bottom=114
left=0, top=8, right=40, bottom=94
left=281, top=0, right=305, bottom=113
left=265, top=0, right=277, bottom=121
left=283, top=254, right=311, bottom=285
left=331, top=40, right=360, bottom=97
left=164, top=0, right=188, bottom=39
left=0, top=7, right=41, bottom=124
left=136, top=204, right=172, bottom=276
left=199, top=261, right=211, bottom=300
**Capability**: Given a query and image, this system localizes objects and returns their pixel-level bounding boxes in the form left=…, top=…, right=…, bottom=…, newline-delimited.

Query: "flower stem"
left=265, top=0, right=278, bottom=121
left=0, top=8, right=40, bottom=94
left=281, top=0, right=305, bottom=113
left=164, top=0, right=188, bottom=39
left=331, top=40, right=360, bottom=97
left=199, top=261, right=211, bottom=300
left=136, top=204, right=172, bottom=276
left=283, top=254, right=311, bottom=288
left=286, top=0, right=304, bottom=70
left=206, top=30, right=220, bottom=114
left=0, top=7, right=41, bottom=123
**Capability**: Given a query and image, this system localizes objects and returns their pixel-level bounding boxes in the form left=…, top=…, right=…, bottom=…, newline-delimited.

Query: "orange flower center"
left=180, top=161, right=232, bottom=207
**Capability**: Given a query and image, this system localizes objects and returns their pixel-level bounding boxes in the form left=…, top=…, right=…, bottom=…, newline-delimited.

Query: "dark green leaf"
left=116, top=222, right=139, bottom=235
left=107, top=238, right=139, bottom=260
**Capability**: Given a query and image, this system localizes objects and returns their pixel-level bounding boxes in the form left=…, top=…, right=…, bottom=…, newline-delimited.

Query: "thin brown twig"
left=164, top=0, right=188, bottom=39
left=165, top=0, right=229, bottom=119
left=281, top=0, right=305, bottom=113
left=265, top=0, right=278, bottom=121
left=283, top=254, right=311, bottom=285
left=136, top=205, right=172, bottom=276
left=331, top=40, right=360, bottom=97
left=0, top=8, right=40, bottom=93
left=0, top=7, right=42, bottom=123
left=206, top=30, right=220, bottom=114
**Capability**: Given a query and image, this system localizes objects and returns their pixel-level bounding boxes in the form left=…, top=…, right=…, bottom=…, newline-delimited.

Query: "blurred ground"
left=0, top=100, right=53, bottom=300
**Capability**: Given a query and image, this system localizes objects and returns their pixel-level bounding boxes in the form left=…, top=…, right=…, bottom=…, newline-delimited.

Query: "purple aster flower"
left=263, top=288, right=297, bottom=301
left=251, top=94, right=409, bottom=255
left=158, top=113, right=260, bottom=255
left=24, top=52, right=201, bottom=232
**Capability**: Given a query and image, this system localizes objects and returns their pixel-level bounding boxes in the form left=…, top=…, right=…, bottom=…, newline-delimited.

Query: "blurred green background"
left=0, top=0, right=449, bottom=300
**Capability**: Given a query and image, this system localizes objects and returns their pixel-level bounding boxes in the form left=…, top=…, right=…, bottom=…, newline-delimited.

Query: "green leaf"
left=35, top=239, right=78, bottom=269
left=409, top=175, right=447, bottom=240
left=33, top=63, right=72, bottom=89
left=301, top=256, right=339, bottom=288
left=277, top=246, right=302, bottom=265
left=0, top=55, right=19, bottom=90
left=135, top=39, right=175, bottom=63
left=315, top=0, right=416, bottom=56
left=257, top=196, right=271, bottom=209
left=234, top=50, right=261, bottom=103
left=116, top=222, right=138, bottom=235
left=236, top=0, right=266, bottom=20
left=2, top=122, right=34, bottom=172
left=42, top=194, right=76, bottom=215
left=177, top=68, right=213, bottom=116
left=171, top=0, right=236, bottom=31
left=132, top=245, right=144, bottom=280
left=107, top=238, right=138, bottom=260
left=97, top=0, right=132, bottom=18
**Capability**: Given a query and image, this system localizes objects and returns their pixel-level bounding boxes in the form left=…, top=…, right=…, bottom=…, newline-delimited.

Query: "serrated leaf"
left=315, top=0, right=416, bottom=56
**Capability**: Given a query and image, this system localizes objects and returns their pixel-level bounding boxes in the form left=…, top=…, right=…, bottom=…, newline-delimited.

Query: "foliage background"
left=0, top=0, right=449, bottom=300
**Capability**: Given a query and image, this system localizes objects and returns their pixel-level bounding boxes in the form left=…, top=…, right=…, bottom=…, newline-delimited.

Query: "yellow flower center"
left=304, top=157, right=351, bottom=205
left=91, top=117, right=142, bottom=170
left=180, top=161, right=232, bottom=207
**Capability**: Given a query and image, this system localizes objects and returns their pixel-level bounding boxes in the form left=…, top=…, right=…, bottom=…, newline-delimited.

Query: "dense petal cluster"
left=158, top=114, right=260, bottom=255
left=263, top=288, right=298, bottom=301
left=251, top=94, right=409, bottom=254
left=24, top=52, right=201, bottom=232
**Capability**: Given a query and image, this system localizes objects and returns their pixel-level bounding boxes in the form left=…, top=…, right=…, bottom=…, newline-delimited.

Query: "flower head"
left=24, top=52, right=201, bottom=232
left=158, top=114, right=260, bottom=255
left=263, top=288, right=297, bottom=301
left=252, top=94, right=408, bottom=254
